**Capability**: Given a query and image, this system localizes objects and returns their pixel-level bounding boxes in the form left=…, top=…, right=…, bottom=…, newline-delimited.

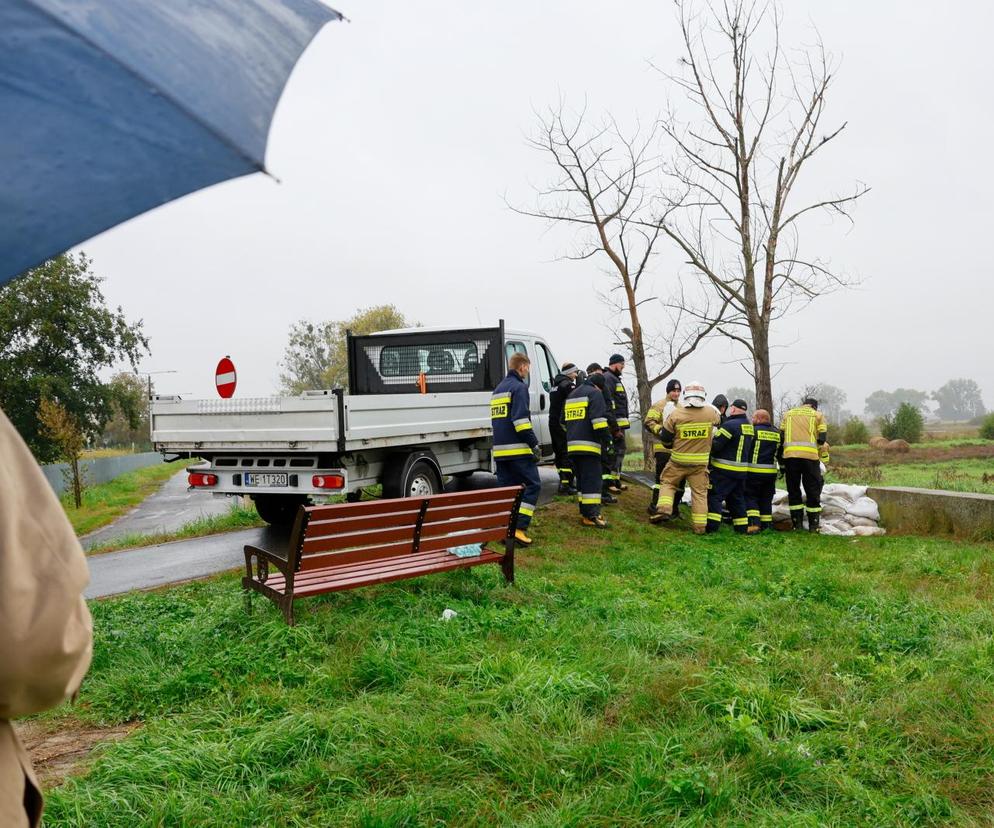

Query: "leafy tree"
left=932, top=378, right=987, bottom=422
left=802, top=383, right=848, bottom=424
left=0, top=253, right=148, bottom=461
left=980, top=414, right=994, bottom=441
left=864, top=388, right=930, bottom=419
left=279, top=305, right=414, bottom=393
left=879, top=402, right=923, bottom=443
left=725, top=386, right=757, bottom=412
left=38, top=398, right=86, bottom=507
left=841, top=416, right=870, bottom=446
left=101, top=372, right=151, bottom=449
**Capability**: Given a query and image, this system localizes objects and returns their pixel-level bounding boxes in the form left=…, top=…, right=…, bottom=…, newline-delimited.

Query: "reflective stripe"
left=557, top=467, right=572, bottom=473
left=514, top=420, right=533, bottom=432
left=732, top=517, right=748, bottom=526
left=652, top=442, right=666, bottom=450
left=616, top=418, right=630, bottom=428
left=580, top=493, right=601, bottom=504
left=715, top=427, right=732, bottom=439
left=567, top=441, right=601, bottom=454
left=490, top=394, right=511, bottom=403
left=711, top=460, right=749, bottom=474
left=748, top=464, right=778, bottom=474
left=707, top=512, right=722, bottom=521
left=658, top=496, right=673, bottom=507
left=788, top=504, right=805, bottom=511
left=760, top=515, right=773, bottom=522
left=602, top=474, right=614, bottom=481
left=784, top=441, right=817, bottom=449
left=651, top=484, right=660, bottom=491
left=592, top=420, right=608, bottom=430
left=494, top=442, right=533, bottom=458
left=691, top=513, right=707, bottom=524
left=671, top=451, right=709, bottom=464
left=746, top=510, right=760, bottom=517
left=519, top=502, right=536, bottom=517
left=805, top=506, right=822, bottom=513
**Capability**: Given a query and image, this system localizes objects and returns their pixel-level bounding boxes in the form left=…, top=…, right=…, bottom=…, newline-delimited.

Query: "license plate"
left=244, top=472, right=289, bottom=488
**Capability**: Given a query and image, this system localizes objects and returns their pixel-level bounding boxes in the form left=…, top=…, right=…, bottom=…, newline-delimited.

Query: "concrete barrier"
left=868, top=486, right=994, bottom=540
left=41, top=451, right=163, bottom=497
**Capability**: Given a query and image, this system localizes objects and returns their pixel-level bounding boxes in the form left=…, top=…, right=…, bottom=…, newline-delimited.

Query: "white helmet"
left=683, top=380, right=707, bottom=406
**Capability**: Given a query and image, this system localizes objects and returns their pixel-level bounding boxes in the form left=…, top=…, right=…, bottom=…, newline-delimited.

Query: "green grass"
left=829, top=458, right=994, bottom=496
left=41, top=495, right=994, bottom=826
left=63, top=461, right=191, bottom=536
left=85, top=504, right=265, bottom=555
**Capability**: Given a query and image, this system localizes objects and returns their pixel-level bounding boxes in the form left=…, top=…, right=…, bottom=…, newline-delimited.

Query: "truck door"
left=505, top=338, right=552, bottom=456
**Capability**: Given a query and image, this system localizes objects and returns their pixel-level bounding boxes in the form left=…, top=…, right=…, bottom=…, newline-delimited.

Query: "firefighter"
left=778, top=397, right=828, bottom=532
left=644, top=378, right=686, bottom=521
left=745, top=408, right=781, bottom=532
left=656, top=381, right=721, bottom=533
left=712, top=394, right=729, bottom=423
left=707, top=399, right=754, bottom=533
left=586, top=363, right=619, bottom=504
left=491, top=351, right=541, bottom=546
left=565, top=372, right=612, bottom=528
left=548, top=362, right=580, bottom=495
left=605, top=354, right=630, bottom=494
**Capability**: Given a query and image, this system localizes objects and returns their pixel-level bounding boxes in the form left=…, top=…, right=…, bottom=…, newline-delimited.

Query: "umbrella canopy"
left=0, top=0, right=342, bottom=287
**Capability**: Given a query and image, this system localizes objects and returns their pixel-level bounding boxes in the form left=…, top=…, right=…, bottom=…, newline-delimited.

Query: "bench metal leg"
left=501, top=539, right=515, bottom=584
left=281, top=595, right=295, bottom=626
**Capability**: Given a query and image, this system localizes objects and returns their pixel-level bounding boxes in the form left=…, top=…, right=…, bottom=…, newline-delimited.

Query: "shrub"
left=879, top=402, right=924, bottom=443
left=841, top=416, right=870, bottom=446
left=825, top=421, right=841, bottom=446
left=980, top=413, right=994, bottom=440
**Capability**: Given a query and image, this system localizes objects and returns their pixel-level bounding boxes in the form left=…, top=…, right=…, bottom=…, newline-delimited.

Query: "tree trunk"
left=70, top=457, right=82, bottom=509
left=751, top=324, right=773, bottom=414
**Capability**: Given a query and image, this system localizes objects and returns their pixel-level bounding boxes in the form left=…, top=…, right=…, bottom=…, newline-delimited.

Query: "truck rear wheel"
left=403, top=460, right=442, bottom=497
left=253, top=494, right=308, bottom=527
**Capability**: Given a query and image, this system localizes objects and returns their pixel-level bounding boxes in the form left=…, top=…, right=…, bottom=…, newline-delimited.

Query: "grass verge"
left=63, top=462, right=190, bottom=536
left=39, top=493, right=994, bottom=826
left=85, top=504, right=265, bottom=555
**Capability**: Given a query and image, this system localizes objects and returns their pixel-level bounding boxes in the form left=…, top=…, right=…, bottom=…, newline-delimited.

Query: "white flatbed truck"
left=150, top=323, right=565, bottom=524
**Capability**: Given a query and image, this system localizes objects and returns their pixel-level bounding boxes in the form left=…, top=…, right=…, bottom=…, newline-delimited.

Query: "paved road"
left=86, top=468, right=561, bottom=599
left=81, top=470, right=234, bottom=549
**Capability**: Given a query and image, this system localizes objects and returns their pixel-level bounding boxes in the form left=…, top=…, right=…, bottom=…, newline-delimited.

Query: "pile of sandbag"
left=772, top=483, right=885, bottom=536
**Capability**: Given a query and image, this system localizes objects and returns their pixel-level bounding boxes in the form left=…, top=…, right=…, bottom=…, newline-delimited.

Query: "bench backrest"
left=286, top=486, right=524, bottom=574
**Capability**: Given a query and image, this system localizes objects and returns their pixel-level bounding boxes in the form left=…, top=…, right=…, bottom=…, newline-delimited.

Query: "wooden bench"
left=242, top=485, right=524, bottom=624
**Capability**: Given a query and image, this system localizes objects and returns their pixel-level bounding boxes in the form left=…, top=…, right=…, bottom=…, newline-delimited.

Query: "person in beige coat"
left=0, top=408, right=92, bottom=828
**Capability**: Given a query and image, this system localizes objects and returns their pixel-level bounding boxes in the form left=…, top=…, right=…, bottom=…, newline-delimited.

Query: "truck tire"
left=253, top=494, right=308, bottom=527
left=401, top=459, right=442, bottom=497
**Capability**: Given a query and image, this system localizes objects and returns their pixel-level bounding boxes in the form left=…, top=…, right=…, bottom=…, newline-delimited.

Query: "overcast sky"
left=79, top=1, right=994, bottom=413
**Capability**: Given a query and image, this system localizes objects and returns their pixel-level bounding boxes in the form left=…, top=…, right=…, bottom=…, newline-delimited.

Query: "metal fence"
left=41, top=451, right=163, bottom=497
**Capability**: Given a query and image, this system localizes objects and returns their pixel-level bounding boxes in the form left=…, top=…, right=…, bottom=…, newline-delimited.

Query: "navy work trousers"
left=496, top=456, right=541, bottom=530
left=707, top=469, right=748, bottom=533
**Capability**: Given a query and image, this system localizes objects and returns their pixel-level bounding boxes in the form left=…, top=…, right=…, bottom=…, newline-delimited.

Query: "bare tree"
left=655, top=0, right=869, bottom=412
left=513, top=103, right=723, bottom=468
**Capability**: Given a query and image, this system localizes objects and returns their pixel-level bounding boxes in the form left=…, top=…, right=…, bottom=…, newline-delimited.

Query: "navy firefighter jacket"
left=564, top=379, right=611, bottom=455
left=491, top=370, right=538, bottom=459
left=606, top=368, right=630, bottom=429
left=710, top=413, right=755, bottom=475
left=749, top=424, right=781, bottom=475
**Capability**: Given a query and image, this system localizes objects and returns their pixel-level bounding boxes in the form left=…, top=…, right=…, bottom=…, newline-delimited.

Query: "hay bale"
left=868, top=436, right=890, bottom=449
left=885, top=439, right=910, bottom=453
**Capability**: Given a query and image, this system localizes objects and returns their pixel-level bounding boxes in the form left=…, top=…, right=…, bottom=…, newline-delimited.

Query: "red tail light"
left=188, top=472, right=218, bottom=487
left=312, top=474, right=345, bottom=489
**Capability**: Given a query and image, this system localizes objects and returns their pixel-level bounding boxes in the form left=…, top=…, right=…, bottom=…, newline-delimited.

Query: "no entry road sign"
left=216, top=356, right=237, bottom=398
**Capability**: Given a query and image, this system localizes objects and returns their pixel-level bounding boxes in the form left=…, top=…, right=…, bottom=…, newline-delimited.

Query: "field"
left=38, top=494, right=994, bottom=826
left=829, top=440, right=994, bottom=495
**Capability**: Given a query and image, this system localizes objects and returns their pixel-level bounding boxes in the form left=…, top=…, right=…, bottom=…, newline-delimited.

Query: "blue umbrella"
left=0, top=0, right=342, bottom=287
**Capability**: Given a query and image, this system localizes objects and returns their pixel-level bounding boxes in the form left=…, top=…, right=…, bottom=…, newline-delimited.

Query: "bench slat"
left=423, top=499, right=518, bottom=521
left=418, top=512, right=512, bottom=539
left=302, top=486, right=519, bottom=524
left=268, top=547, right=500, bottom=591
left=292, top=550, right=505, bottom=597
left=301, top=525, right=419, bottom=555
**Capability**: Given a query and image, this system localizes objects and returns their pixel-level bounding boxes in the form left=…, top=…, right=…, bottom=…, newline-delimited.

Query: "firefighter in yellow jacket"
left=655, top=381, right=721, bottom=534
left=1, top=409, right=92, bottom=827
left=778, top=396, right=829, bottom=532
left=644, top=379, right=685, bottom=520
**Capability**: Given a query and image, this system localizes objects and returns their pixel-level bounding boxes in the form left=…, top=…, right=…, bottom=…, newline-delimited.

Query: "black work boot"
left=791, top=511, right=804, bottom=531
left=602, top=491, right=618, bottom=505
left=807, top=513, right=820, bottom=533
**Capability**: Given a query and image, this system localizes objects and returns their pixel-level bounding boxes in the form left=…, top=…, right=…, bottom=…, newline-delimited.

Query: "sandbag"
left=819, top=521, right=854, bottom=536
left=847, top=516, right=878, bottom=528
left=848, top=497, right=881, bottom=521
left=822, top=483, right=867, bottom=503
left=852, top=525, right=886, bottom=537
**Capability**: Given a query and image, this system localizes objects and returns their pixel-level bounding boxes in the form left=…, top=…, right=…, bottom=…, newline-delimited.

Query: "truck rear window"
left=379, top=343, right=479, bottom=377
